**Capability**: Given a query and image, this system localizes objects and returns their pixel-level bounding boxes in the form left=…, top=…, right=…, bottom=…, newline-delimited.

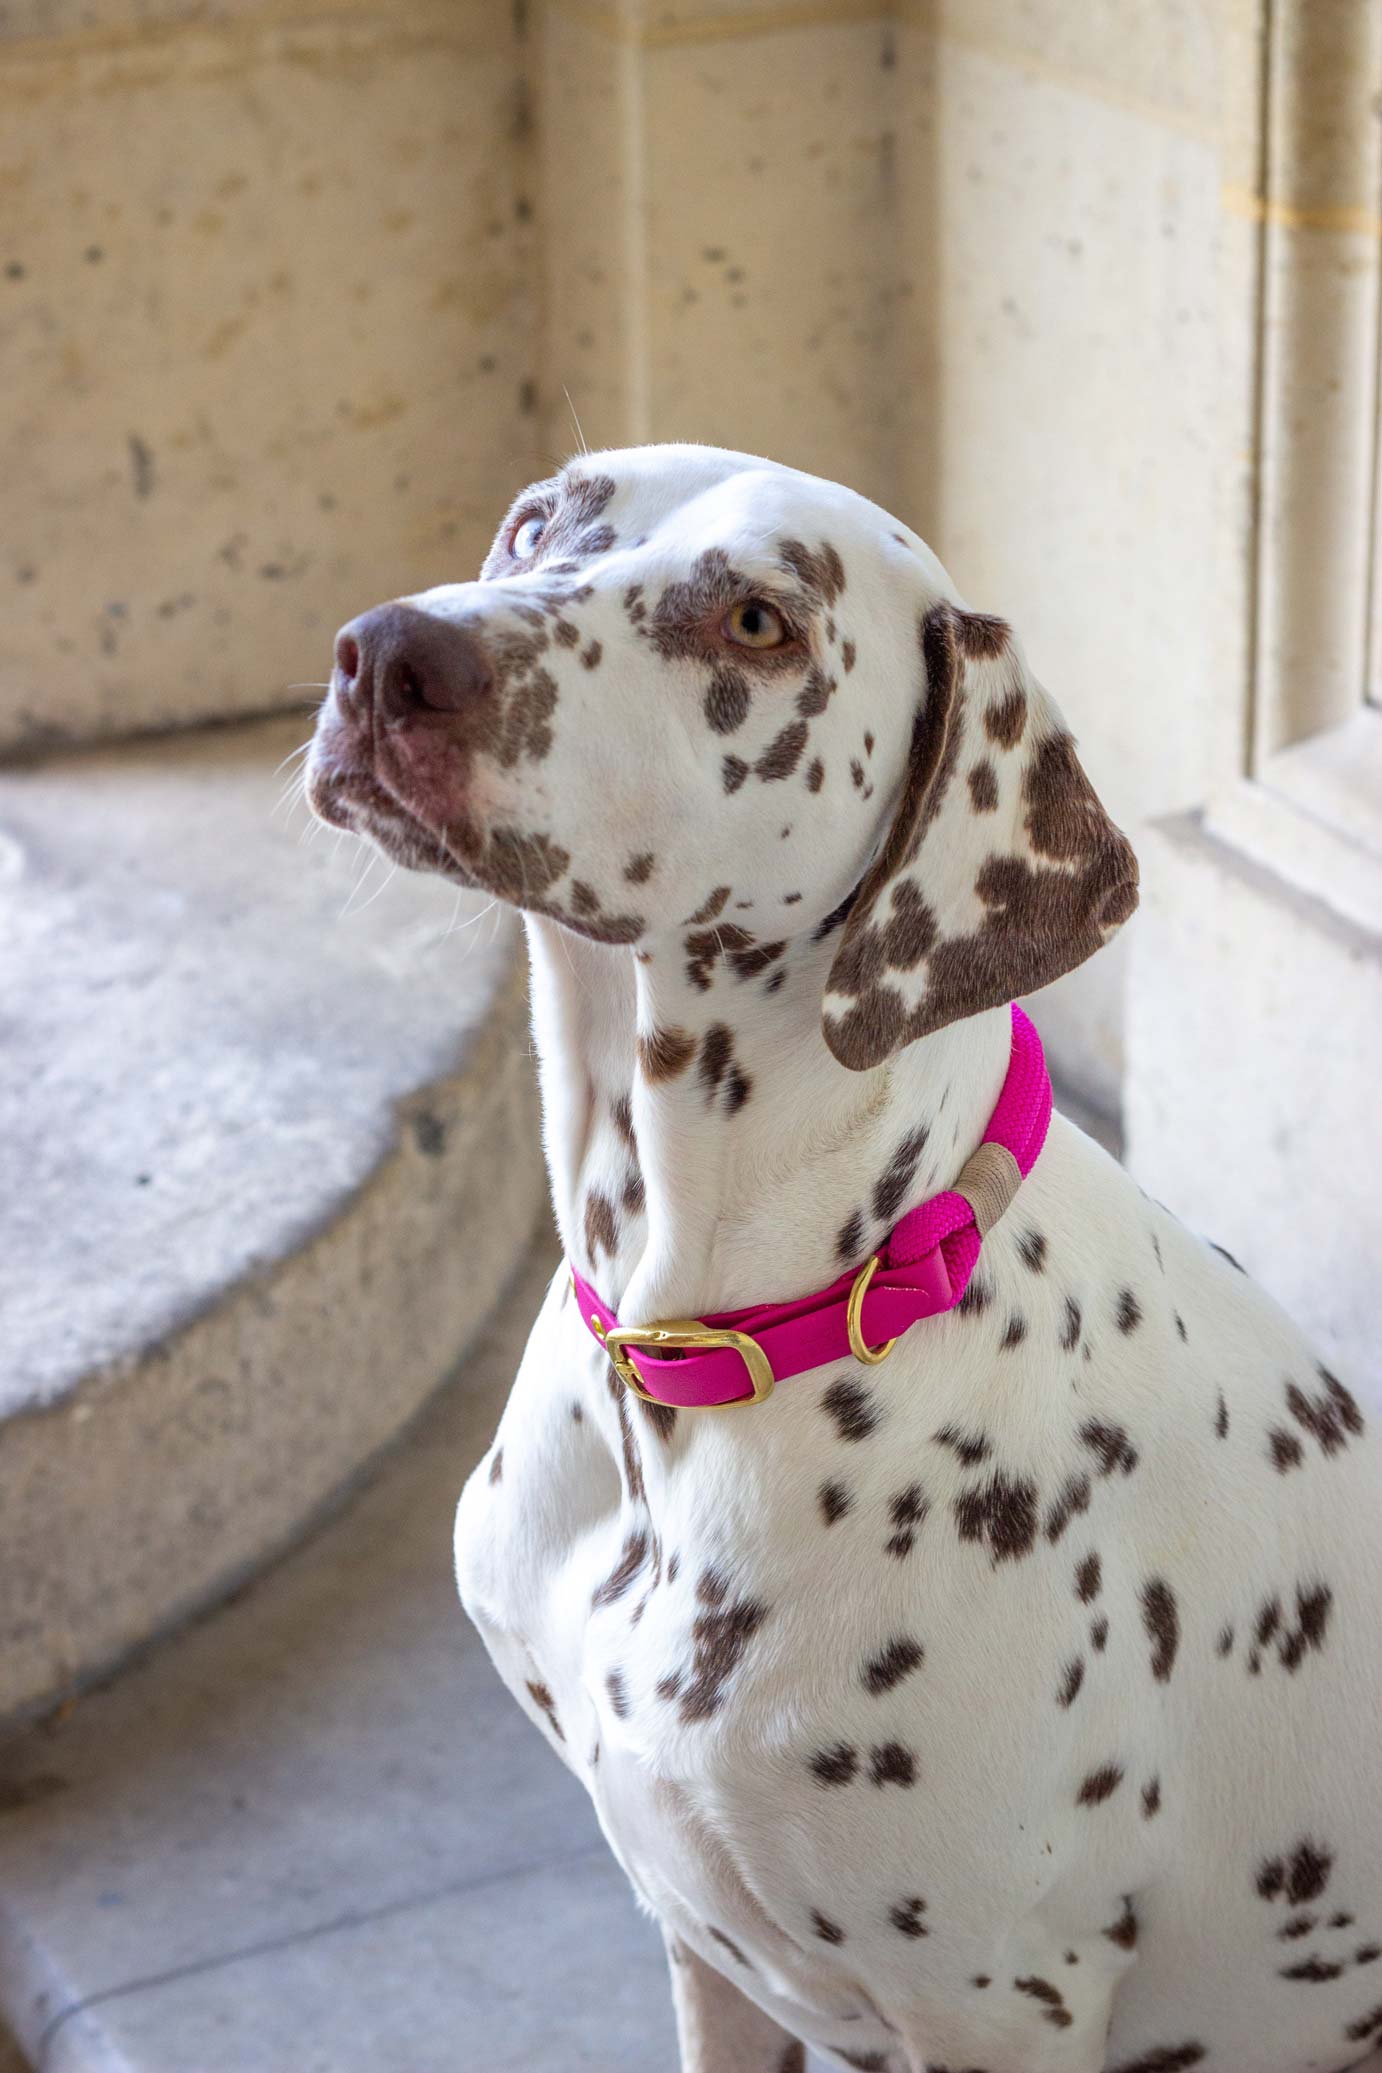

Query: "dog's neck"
left=524, top=916, right=1011, bottom=1324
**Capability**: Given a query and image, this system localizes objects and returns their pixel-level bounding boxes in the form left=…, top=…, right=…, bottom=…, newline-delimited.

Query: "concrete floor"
left=0, top=1244, right=688, bottom=2073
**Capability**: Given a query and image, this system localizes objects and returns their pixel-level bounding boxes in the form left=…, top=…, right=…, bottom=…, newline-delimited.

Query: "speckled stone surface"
left=0, top=713, right=545, bottom=1723
left=0, top=0, right=539, bottom=753
left=0, top=1246, right=697, bottom=2073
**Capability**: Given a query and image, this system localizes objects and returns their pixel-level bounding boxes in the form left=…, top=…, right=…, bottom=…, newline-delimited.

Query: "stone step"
left=0, top=714, right=545, bottom=1727
left=0, top=1245, right=691, bottom=2073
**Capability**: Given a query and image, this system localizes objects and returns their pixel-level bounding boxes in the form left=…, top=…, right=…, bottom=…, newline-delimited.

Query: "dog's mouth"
left=305, top=754, right=485, bottom=888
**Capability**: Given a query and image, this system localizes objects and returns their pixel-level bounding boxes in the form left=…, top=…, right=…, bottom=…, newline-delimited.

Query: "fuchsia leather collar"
left=571, top=1003, right=1052, bottom=1410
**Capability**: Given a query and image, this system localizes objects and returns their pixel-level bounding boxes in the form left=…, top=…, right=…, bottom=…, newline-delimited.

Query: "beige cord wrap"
left=953, top=1141, right=1023, bottom=1237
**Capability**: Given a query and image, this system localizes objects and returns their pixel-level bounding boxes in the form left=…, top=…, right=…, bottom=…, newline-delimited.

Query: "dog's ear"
left=822, top=602, right=1138, bottom=1071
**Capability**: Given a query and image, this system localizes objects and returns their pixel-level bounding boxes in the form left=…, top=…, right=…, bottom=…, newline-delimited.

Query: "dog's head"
left=307, top=444, right=1137, bottom=1066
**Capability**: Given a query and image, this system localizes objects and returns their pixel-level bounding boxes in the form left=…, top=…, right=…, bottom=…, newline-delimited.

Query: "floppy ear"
left=822, top=602, right=1138, bottom=1071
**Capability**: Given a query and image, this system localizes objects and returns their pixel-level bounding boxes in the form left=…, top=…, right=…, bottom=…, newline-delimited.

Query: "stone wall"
left=0, top=0, right=540, bottom=749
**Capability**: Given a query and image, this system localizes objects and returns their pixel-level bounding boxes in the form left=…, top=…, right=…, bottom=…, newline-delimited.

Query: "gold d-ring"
left=846, top=1255, right=897, bottom=1366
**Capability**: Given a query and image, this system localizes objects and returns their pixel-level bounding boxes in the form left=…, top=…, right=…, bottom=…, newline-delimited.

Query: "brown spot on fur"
left=624, top=851, right=655, bottom=884
left=697, top=1023, right=752, bottom=1113
left=958, top=1273, right=993, bottom=1317
left=756, top=720, right=809, bottom=782
left=797, top=665, right=834, bottom=718
left=1057, top=1657, right=1085, bottom=1708
left=688, top=886, right=731, bottom=925
left=1091, top=1616, right=1110, bottom=1651
left=1276, top=1582, right=1333, bottom=1672
left=675, top=1568, right=769, bottom=1723
left=1015, top=1976, right=1072, bottom=2028
left=985, top=686, right=1027, bottom=748
left=1081, top=1419, right=1139, bottom=1476
left=1044, top=1473, right=1091, bottom=1545
left=806, top=757, right=825, bottom=792
left=1258, top=1840, right=1333, bottom=1905
left=1000, top=1313, right=1028, bottom=1350
left=957, top=611, right=1010, bottom=660
left=592, top=1530, right=650, bottom=1609
left=488, top=1447, right=503, bottom=1484
left=779, top=537, right=846, bottom=606
left=861, top=1636, right=924, bottom=1695
left=1060, top=1296, right=1082, bottom=1351
left=968, top=759, right=999, bottom=812
left=1075, top=1551, right=1103, bottom=1601
left=707, top=1924, right=751, bottom=1967
left=1142, top=1777, right=1162, bottom=1818
left=889, top=1896, right=927, bottom=1937
left=1140, top=1578, right=1179, bottom=1682
left=1285, top=1366, right=1366, bottom=1457
left=705, top=666, right=751, bottom=735
left=1077, top=1762, right=1124, bottom=1806
left=811, top=1910, right=845, bottom=1944
left=886, top=1483, right=928, bottom=1561
left=933, top=1425, right=991, bottom=1467
left=823, top=1378, right=879, bottom=1442
left=809, top=1743, right=858, bottom=1786
left=1269, top=1427, right=1306, bottom=1472
left=1106, top=2049, right=1205, bottom=2073
left=873, top=1125, right=930, bottom=1222
left=954, top=1471, right=1039, bottom=1564
left=1104, top=1897, right=1139, bottom=1949
left=1116, top=1288, right=1142, bottom=1333
left=1016, top=1228, right=1047, bottom=1272
left=611, top=1093, right=636, bottom=1151
left=819, top=1479, right=852, bottom=1525
left=583, top=1190, right=618, bottom=1263
left=1346, top=2004, right=1382, bottom=2044
left=1280, top=1956, right=1344, bottom=1981
left=842, top=639, right=857, bottom=672
left=638, top=1025, right=696, bottom=1082
left=600, top=1666, right=629, bottom=1716
left=836, top=1208, right=866, bottom=1263
left=869, top=1741, right=917, bottom=1787
left=723, top=755, right=749, bottom=793
left=526, top=1679, right=565, bottom=1740
left=685, top=921, right=754, bottom=991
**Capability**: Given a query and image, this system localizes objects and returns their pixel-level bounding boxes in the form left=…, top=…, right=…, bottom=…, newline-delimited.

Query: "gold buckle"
left=846, top=1255, right=897, bottom=1366
left=602, top=1320, right=775, bottom=1409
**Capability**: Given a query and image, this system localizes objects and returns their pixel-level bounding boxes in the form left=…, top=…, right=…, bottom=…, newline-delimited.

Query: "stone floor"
left=0, top=1244, right=692, bottom=2072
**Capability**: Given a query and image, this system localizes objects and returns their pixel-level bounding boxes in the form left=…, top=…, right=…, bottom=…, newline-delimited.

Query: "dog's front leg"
left=664, top=1929, right=805, bottom=2073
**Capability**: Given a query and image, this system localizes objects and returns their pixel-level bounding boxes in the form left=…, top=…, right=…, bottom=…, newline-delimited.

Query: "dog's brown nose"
left=333, top=602, right=493, bottom=720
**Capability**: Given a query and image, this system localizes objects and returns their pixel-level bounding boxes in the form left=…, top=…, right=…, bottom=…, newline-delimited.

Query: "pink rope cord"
left=886, top=1006, right=1051, bottom=1303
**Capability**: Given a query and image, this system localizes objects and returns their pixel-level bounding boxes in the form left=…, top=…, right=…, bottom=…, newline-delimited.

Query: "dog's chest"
left=457, top=1154, right=1382, bottom=2071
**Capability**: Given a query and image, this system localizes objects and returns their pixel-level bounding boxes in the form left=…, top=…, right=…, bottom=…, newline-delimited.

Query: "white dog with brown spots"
left=307, top=445, right=1382, bottom=2073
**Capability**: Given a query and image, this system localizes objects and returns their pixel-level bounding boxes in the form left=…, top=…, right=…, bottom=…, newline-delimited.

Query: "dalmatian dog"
left=306, top=445, right=1382, bottom=2073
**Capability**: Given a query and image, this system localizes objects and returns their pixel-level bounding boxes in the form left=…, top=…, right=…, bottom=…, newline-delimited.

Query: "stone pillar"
left=536, top=0, right=903, bottom=508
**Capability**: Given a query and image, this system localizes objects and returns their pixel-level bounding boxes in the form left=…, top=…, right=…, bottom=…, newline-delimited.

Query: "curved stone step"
left=0, top=715, right=544, bottom=1726
left=0, top=1245, right=684, bottom=2073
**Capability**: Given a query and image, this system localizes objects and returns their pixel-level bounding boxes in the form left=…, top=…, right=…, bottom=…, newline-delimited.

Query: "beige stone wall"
left=893, top=0, right=1262, bottom=1103
left=538, top=1, right=903, bottom=506
left=0, top=0, right=540, bottom=749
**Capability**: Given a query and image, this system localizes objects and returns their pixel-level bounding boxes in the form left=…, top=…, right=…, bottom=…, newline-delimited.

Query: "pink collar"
left=571, top=1003, right=1052, bottom=1410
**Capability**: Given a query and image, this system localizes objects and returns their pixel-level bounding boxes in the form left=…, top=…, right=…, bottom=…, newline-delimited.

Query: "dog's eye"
left=511, top=515, right=547, bottom=559
left=723, top=600, right=786, bottom=649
